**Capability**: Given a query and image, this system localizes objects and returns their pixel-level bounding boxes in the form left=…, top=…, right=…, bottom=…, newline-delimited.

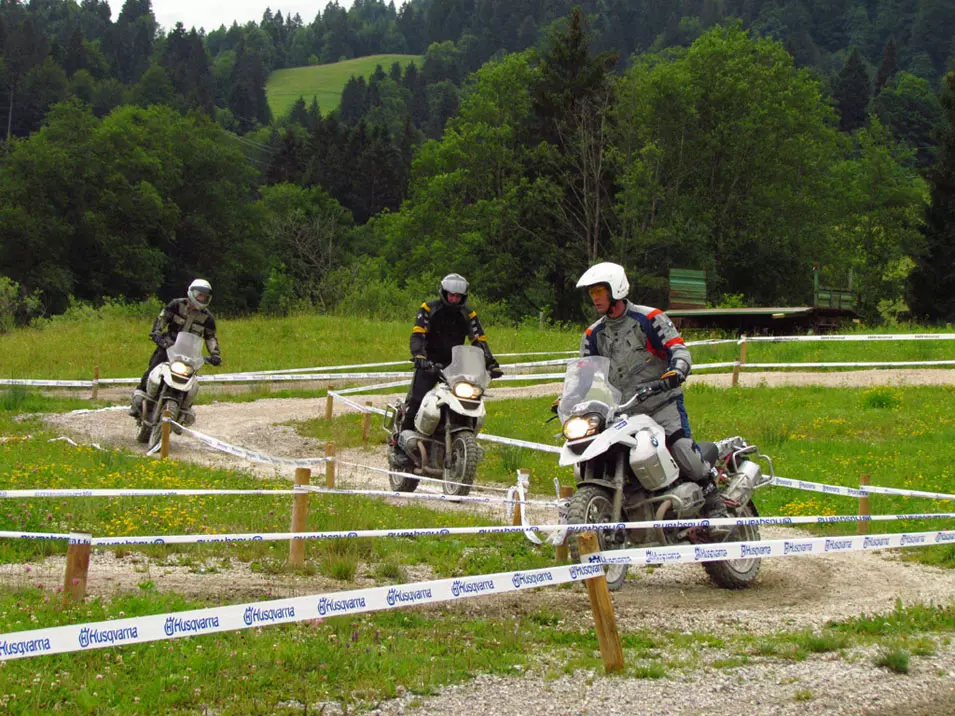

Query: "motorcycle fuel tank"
left=414, top=391, right=442, bottom=436
left=629, top=424, right=679, bottom=491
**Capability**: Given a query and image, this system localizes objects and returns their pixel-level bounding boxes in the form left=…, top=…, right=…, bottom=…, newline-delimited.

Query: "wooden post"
left=576, top=532, right=624, bottom=674
left=62, top=533, right=92, bottom=605
left=539, top=310, right=544, bottom=330
left=91, top=366, right=99, bottom=401
left=731, top=335, right=748, bottom=387
left=361, top=402, right=372, bottom=443
left=324, top=386, right=334, bottom=421
left=160, top=407, right=171, bottom=459
left=858, top=474, right=870, bottom=535
left=555, top=485, right=575, bottom=562
left=513, top=469, right=530, bottom=526
left=325, top=442, right=336, bottom=488
left=288, top=468, right=311, bottom=569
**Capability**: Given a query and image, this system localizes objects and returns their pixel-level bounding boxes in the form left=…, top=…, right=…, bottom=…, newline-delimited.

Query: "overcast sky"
left=150, top=1, right=354, bottom=34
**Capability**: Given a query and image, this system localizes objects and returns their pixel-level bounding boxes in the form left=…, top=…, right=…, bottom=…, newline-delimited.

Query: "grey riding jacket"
left=579, top=301, right=691, bottom=414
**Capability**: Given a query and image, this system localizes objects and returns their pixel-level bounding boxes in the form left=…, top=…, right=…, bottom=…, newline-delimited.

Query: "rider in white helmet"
left=400, top=273, right=504, bottom=431
left=129, top=279, right=222, bottom=416
left=575, top=262, right=727, bottom=519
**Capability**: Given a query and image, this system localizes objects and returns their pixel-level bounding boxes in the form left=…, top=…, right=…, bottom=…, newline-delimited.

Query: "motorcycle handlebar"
left=618, top=379, right=667, bottom=412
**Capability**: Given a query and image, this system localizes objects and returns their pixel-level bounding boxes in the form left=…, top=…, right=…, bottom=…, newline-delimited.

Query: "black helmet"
left=440, top=273, right=468, bottom=306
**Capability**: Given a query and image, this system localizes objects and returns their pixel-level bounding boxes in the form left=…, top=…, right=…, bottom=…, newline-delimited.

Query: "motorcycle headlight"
left=170, top=361, right=194, bottom=378
left=452, top=382, right=483, bottom=400
left=562, top=413, right=603, bottom=440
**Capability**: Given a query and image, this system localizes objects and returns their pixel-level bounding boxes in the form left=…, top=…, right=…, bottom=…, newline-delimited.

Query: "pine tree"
left=874, top=37, right=899, bottom=94
left=832, top=48, right=872, bottom=132
left=908, top=71, right=955, bottom=321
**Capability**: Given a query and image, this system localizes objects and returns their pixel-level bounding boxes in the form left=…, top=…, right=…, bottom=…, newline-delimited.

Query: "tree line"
left=1, top=1, right=954, bottom=326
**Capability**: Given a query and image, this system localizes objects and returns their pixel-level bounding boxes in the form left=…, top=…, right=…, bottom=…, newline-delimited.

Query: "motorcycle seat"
left=697, top=441, right=719, bottom=467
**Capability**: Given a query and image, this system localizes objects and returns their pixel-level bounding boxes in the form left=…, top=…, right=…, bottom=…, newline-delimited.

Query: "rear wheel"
left=703, top=502, right=761, bottom=589
left=443, top=431, right=479, bottom=497
left=388, top=446, right=420, bottom=493
left=567, top=484, right=629, bottom=591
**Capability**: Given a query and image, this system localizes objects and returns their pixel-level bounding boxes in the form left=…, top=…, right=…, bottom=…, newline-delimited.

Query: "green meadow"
left=266, top=54, right=423, bottom=119
left=1, top=314, right=955, bottom=711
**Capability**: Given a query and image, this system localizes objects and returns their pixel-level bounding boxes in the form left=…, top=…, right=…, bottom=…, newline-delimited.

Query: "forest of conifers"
left=1, top=0, right=954, bottom=325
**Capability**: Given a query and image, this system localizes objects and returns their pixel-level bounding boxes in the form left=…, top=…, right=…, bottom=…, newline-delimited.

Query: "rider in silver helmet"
left=129, top=279, right=222, bottom=417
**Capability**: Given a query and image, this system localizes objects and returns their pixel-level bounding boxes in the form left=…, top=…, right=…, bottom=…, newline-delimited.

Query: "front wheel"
left=443, top=431, right=479, bottom=497
left=149, top=397, right=179, bottom=451
left=567, top=484, right=629, bottom=591
left=702, top=502, right=762, bottom=589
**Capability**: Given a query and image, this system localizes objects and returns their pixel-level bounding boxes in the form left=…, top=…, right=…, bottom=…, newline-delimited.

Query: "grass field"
left=266, top=54, right=423, bottom=119
left=1, top=309, right=954, bottom=381
left=2, top=315, right=955, bottom=711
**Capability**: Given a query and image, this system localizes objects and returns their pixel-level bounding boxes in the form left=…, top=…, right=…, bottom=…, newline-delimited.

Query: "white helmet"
left=440, top=273, right=469, bottom=305
left=576, top=262, right=629, bottom=300
left=187, top=278, right=212, bottom=310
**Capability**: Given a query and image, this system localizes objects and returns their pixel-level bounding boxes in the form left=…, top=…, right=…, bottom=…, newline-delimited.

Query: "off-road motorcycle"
left=135, top=332, right=206, bottom=450
left=384, top=344, right=492, bottom=497
left=558, top=356, right=773, bottom=591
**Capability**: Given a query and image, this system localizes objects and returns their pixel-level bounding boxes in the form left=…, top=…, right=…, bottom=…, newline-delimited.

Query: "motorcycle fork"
left=611, top=451, right=625, bottom=522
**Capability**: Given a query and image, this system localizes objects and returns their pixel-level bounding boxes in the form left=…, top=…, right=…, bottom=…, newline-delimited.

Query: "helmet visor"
left=441, top=276, right=468, bottom=295
left=190, top=289, right=211, bottom=307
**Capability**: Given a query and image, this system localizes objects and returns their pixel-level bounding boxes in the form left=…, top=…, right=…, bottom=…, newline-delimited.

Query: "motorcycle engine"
left=657, top=482, right=704, bottom=518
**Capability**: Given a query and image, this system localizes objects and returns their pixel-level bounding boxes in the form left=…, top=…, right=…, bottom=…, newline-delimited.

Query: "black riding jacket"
left=410, top=299, right=496, bottom=367
left=150, top=298, right=220, bottom=357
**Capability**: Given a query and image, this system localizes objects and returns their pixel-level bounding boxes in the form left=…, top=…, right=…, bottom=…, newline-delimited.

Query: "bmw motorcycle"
left=558, top=356, right=773, bottom=590
left=136, top=332, right=205, bottom=450
left=385, top=344, right=491, bottom=497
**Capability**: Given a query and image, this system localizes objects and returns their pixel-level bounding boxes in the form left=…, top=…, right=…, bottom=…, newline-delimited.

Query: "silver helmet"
left=187, top=278, right=212, bottom=310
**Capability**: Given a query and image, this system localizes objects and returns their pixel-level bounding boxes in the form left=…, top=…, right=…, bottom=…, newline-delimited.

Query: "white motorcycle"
left=558, top=356, right=773, bottom=590
left=135, top=332, right=205, bottom=450
left=385, top=344, right=491, bottom=497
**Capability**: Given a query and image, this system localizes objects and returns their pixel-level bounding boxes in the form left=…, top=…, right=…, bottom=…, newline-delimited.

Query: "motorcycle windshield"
left=558, top=356, right=620, bottom=423
left=444, top=344, right=490, bottom=390
left=166, top=332, right=204, bottom=369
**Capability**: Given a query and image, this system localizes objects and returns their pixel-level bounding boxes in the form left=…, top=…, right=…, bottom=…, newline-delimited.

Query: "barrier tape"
left=585, top=529, right=955, bottom=567
left=5, top=511, right=954, bottom=547
left=0, top=379, right=93, bottom=388
left=334, top=380, right=410, bottom=395
left=0, top=488, right=296, bottom=498
left=335, top=459, right=515, bottom=494
left=743, top=333, right=955, bottom=344
left=0, top=563, right=600, bottom=661
left=506, top=471, right=549, bottom=545
left=168, top=421, right=329, bottom=468
left=740, top=360, right=955, bottom=369
left=67, top=406, right=129, bottom=415
left=326, top=390, right=563, bottom=456
left=773, top=476, right=955, bottom=501
left=302, top=483, right=559, bottom=508
left=5, top=525, right=955, bottom=662
left=327, top=392, right=388, bottom=416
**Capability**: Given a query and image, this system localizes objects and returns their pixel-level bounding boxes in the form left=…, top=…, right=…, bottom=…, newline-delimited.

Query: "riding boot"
left=129, top=389, right=147, bottom=417
left=701, top=481, right=728, bottom=519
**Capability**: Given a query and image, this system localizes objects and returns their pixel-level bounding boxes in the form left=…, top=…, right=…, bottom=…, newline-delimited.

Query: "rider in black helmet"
left=401, top=273, right=504, bottom=431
